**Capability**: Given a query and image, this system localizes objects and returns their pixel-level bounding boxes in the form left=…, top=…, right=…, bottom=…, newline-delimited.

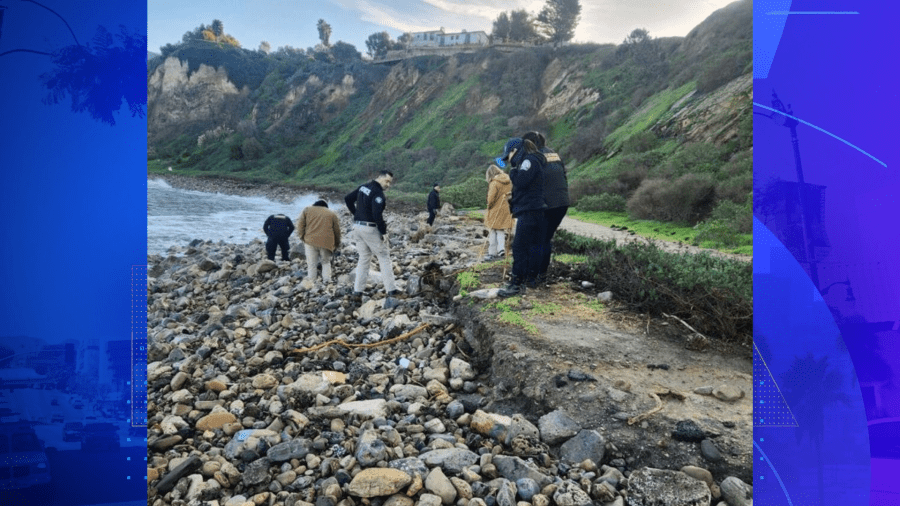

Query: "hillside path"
left=464, top=210, right=750, bottom=262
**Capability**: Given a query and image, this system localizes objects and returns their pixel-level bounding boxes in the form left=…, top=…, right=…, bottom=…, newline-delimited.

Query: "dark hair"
left=523, top=139, right=540, bottom=154
left=522, top=131, right=546, bottom=149
left=433, top=182, right=440, bottom=188
left=379, top=170, right=394, bottom=178
left=313, top=199, right=328, bottom=207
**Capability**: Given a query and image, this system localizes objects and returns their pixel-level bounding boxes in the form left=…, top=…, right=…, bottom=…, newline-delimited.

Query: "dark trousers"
left=427, top=209, right=437, bottom=226
left=539, top=206, right=569, bottom=276
left=511, top=209, right=546, bottom=285
left=266, top=235, right=290, bottom=261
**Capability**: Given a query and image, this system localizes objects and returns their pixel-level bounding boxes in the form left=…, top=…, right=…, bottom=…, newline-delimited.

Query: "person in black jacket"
left=263, top=214, right=295, bottom=261
left=523, top=131, right=570, bottom=285
left=426, top=183, right=441, bottom=226
left=495, top=137, right=547, bottom=297
left=344, top=170, right=400, bottom=296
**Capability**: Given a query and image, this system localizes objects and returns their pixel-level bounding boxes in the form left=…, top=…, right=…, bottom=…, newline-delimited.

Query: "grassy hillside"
left=149, top=0, right=752, bottom=251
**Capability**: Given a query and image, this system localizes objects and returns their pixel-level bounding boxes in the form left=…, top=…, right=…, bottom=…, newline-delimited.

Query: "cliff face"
left=148, top=58, right=252, bottom=143
left=147, top=0, right=751, bottom=183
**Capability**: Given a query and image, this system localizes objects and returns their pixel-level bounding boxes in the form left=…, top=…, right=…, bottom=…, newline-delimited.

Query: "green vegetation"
left=553, top=229, right=751, bottom=345
left=456, top=271, right=481, bottom=297
left=149, top=2, right=752, bottom=246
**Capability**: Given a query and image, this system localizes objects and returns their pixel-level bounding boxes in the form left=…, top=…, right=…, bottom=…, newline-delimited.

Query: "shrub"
left=621, top=131, right=659, bottom=154
left=552, top=229, right=751, bottom=345
left=441, top=176, right=489, bottom=209
left=577, top=193, right=626, bottom=212
left=709, top=197, right=752, bottom=234
left=652, top=142, right=726, bottom=179
left=230, top=144, right=244, bottom=160
left=627, top=173, right=716, bottom=224
left=697, top=47, right=751, bottom=94
left=241, top=137, right=265, bottom=160
left=566, top=117, right=607, bottom=162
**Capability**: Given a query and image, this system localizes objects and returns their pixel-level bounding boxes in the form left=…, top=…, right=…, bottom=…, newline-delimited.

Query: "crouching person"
left=263, top=213, right=294, bottom=261
left=296, top=199, right=341, bottom=283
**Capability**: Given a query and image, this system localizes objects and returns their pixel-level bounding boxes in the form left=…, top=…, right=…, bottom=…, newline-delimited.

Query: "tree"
left=397, top=32, right=412, bottom=47
left=624, top=27, right=650, bottom=45
left=365, top=31, right=393, bottom=59
left=508, top=10, right=538, bottom=42
left=492, top=12, right=511, bottom=42
left=537, top=0, right=581, bottom=44
left=780, top=354, right=851, bottom=506
left=317, top=19, right=332, bottom=47
left=259, top=41, right=271, bottom=54
left=40, top=25, right=147, bottom=125
left=331, top=41, right=361, bottom=62
left=211, top=19, right=224, bottom=38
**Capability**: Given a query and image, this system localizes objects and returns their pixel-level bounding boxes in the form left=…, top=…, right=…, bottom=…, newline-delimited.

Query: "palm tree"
left=779, top=353, right=850, bottom=506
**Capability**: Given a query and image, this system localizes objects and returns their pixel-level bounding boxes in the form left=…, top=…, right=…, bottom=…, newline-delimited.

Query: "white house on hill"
left=409, top=29, right=489, bottom=48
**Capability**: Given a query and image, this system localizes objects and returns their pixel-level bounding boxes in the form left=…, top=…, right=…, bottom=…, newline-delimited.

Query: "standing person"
left=344, top=170, right=400, bottom=296
left=523, top=131, right=570, bottom=284
left=263, top=213, right=294, bottom=262
left=484, top=164, right=514, bottom=260
left=296, top=199, right=342, bottom=284
left=495, top=137, right=547, bottom=297
left=426, top=183, right=441, bottom=226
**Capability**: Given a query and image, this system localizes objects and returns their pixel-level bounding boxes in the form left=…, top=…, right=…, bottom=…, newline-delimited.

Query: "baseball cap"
left=495, top=137, right=523, bottom=168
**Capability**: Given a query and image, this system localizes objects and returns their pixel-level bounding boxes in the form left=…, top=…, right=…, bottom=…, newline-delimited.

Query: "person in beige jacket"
left=296, top=199, right=342, bottom=283
left=484, top=164, right=515, bottom=259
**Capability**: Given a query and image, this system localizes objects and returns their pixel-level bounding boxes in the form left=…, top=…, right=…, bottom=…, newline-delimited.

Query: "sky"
left=148, top=0, right=741, bottom=56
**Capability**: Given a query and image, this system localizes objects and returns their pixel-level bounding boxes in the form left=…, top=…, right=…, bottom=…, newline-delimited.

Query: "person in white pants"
left=344, top=170, right=400, bottom=296
left=484, top=164, right=514, bottom=259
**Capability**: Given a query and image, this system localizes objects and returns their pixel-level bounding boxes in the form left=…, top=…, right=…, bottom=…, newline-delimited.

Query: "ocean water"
left=147, top=178, right=327, bottom=255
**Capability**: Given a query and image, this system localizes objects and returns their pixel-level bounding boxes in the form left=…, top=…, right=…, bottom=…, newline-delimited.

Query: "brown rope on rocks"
left=628, top=392, right=664, bottom=425
left=289, top=323, right=431, bottom=356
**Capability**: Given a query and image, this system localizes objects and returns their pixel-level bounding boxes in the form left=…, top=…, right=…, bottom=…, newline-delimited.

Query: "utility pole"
left=770, top=90, right=821, bottom=290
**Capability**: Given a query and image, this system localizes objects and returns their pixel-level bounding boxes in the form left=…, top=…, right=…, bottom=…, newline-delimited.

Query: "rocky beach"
left=147, top=175, right=753, bottom=506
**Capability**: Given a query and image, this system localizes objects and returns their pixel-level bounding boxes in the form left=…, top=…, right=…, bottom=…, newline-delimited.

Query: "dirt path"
left=558, top=216, right=751, bottom=262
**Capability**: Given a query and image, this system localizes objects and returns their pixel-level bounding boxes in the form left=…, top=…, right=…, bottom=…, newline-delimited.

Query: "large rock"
left=552, top=479, right=592, bottom=506
left=390, top=384, right=429, bottom=401
left=348, top=468, right=413, bottom=498
left=424, top=467, right=457, bottom=505
left=470, top=410, right=512, bottom=442
left=505, top=414, right=540, bottom=445
left=538, top=410, right=581, bottom=445
left=337, top=399, right=388, bottom=418
left=356, top=430, right=389, bottom=467
left=559, top=429, right=605, bottom=465
left=267, top=438, right=313, bottom=462
left=387, top=457, right=429, bottom=478
left=627, top=468, right=711, bottom=506
left=419, top=448, right=479, bottom=473
left=492, top=455, right=552, bottom=488
left=720, top=476, right=753, bottom=506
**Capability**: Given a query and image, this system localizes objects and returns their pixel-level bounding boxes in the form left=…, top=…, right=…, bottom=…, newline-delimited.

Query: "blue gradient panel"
left=0, top=0, right=146, bottom=504
left=754, top=0, right=900, bottom=504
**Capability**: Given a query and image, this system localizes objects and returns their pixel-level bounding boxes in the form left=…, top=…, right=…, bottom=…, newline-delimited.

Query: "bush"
left=697, top=47, right=751, bottom=94
left=241, top=137, right=265, bottom=160
left=621, top=131, right=659, bottom=154
left=441, top=176, right=489, bottom=209
left=652, top=142, right=726, bottom=179
left=577, top=193, right=626, bottom=212
left=627, top=173, right=716, bottom=224
left=709, top=198, right=751, bottom=234
left=553, top=229, right=751, bottom=345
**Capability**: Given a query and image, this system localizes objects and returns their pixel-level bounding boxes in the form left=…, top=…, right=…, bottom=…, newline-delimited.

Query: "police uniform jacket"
left=345, top=181, right=388, bottom=235
left=509, top=152, right=547, bottom=217
left=427, top=189, right=441, bottom=213
left=541, top=147, right=570, bottom=209
left=263, top=214, right=294, bottom=239
left=296, top=206, right=342, bottom=252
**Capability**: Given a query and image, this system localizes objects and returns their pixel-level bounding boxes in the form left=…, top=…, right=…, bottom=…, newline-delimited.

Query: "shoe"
left=484, top=254, right=496, bottom=261
left=497, top=283, right=523, bottom=297
left=525, top=279, right=539, bottom=289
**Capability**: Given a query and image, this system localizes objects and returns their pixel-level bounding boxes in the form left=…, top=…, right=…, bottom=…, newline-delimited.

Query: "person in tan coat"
left=296, top=199, right=342, bottom=283
left=484, top=164, right=515, bottom=259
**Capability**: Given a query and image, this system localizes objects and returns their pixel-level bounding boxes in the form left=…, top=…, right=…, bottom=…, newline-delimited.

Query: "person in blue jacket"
left=523, top=131, right=570, bottom=285
left=426, top=183, right=441, bottom=226
left=495, top=137, right=547, bottom=297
